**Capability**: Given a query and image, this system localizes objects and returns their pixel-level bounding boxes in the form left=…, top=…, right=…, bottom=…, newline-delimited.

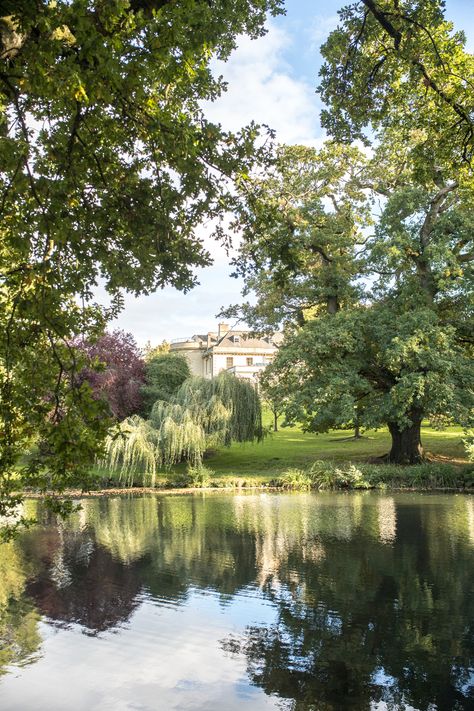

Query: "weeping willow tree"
left=101, top=374, right=262, bottom=486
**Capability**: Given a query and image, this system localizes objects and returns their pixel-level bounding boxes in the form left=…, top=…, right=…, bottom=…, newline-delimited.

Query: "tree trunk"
left=273, top=410, right=278, bottom=432
left=326, top=295, right=339, bottom=315
left=387, top=416, right=424, bottom=464
left=354, top=422, right=361, bottom=439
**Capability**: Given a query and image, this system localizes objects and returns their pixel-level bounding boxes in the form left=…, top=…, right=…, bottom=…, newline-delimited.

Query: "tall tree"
left=319, top=0, right=474, bottom=165
left=0, top=0, right=282, bottom=526
left=103, top=373, right=263, bottom=485
left=141, top=351, right=191, bottom=416
left=224, top=142, right=371, bottom=331
left=77, top=330, right=145, bottom=421
left=255, top=137, right=474, bottom=463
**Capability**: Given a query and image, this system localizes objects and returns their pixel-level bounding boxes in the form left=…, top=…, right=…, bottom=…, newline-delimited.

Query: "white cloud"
left=1, top=593, right=280, bottom=711
left=205, top=24, right=321, bottom=145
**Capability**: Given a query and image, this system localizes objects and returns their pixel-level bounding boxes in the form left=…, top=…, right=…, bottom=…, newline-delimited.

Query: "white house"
left=170, top=323, right=280, bottom=383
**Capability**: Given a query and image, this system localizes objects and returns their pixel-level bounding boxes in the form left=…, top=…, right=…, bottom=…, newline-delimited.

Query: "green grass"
left=191, top=419, right=467, bottom=485
left=92, top=410, right=469, bottom=490
left=92, top=416, right=466, bottom=489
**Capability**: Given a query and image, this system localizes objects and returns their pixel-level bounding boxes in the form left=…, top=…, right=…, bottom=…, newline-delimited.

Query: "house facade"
left=170, top=323, right=280, bottom=384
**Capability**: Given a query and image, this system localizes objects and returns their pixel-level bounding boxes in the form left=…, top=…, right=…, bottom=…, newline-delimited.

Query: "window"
left=226, top=357, right=234, bottom=368
left=233, top=335, right=240, bottom=343
left=246, top=357, right=253, bottom=366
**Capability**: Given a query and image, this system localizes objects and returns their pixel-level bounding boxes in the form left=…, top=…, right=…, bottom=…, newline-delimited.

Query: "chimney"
left=218, top=322, right=229, bottom=339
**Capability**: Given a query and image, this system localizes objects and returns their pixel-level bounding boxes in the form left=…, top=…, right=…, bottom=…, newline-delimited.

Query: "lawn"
left=168, top=418, right=468, bottom=485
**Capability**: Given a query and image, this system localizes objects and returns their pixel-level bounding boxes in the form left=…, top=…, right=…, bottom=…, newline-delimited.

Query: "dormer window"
left=233, top=335, right=240, bottom=343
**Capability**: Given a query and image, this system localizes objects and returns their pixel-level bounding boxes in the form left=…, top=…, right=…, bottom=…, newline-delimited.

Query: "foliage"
left=102, top=373, right=262, bottom=485
left=173, top=373, right=263, bottom=446
left=231, top=129, right=474, bottom=464
left=310, top=461, right=367, bottom=490
left=360, top=461, right=474, bottom=488
left=319, top=0, right=474, bottom=166
left=464, top=431, right=474, bottom=462
left=141, top=352, right=191, bottom=417
left=225, top=3, right=474, bottom=465
left=277, top=468, right=314, bottom=490
left=77, top=330, right=145, bottom=420
left=102, top=415, right=161, bottom=488
left=259, top=370, right=287, bottom=432
left=142, top=341, right=170, bottom=362
left=277, top=462, right=368, bottom=490
left=176, top=464, right=213, bottom=489
left=275, top=459, right=474, bottom=491
left=0, top=0, right=282, bottom=522
left=266, top=300, right=474, bottom=463
left=225, top=142, right=371, bottom=330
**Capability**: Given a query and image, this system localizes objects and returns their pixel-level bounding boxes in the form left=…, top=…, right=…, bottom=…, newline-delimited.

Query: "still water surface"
left=0, top=491, right=474, bottom=710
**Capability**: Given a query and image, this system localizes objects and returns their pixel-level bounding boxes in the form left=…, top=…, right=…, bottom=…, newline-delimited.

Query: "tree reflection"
left=223, top=495, right=474, bottom=710
left=3, top=492, right=474, bottom=710
left=0, top=541, right=41, bottom=674
left=22, top=521, right=142, bottom=634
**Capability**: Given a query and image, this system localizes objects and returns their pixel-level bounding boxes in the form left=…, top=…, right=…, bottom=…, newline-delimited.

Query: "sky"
left=101, top=0, right=474, bottom=347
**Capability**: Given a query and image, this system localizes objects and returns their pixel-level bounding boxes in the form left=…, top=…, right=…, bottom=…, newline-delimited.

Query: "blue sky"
left=103, top=0, right=474, bottom=346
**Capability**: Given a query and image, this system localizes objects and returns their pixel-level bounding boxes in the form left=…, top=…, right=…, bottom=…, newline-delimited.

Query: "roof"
left=214, top=332, right=276, bottom=348
left=170, top=328, right=282, bottom=351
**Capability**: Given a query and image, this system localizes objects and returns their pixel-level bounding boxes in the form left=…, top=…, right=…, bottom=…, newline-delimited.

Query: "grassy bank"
left=198, top=421, right=467, bottom=481
left=93, top=419, right=472, bottom=492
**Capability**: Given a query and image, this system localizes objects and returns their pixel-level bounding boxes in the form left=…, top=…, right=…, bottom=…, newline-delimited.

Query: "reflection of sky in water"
left=0, top=588, right=280, bottom=711
left=1, top=491, right=474, bottom=710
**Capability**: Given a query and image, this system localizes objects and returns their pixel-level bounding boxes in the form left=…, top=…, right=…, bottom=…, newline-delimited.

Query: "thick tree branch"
left=361, top=0, right=474, bottom=152
left=420, top=182, right=458, bottom=249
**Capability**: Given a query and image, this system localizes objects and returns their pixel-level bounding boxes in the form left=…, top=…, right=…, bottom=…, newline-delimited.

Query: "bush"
left=77, top=330, right=145, bottom=420
left=309, top=461, right=369, bottom=490
left=355, top=462, right=474, bottom=489
left=174, top=464, right=213, bottom=489
left=463, top=431, right=474, bottom=462
left=278, top=468, right=314, bottom=490
left=278, top=463, right=370, bottom=490
left=275, top=461, right=473, bottom=492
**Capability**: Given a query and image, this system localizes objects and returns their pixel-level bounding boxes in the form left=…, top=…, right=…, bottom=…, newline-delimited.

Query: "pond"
left=0, top=491, right=473, bottom=710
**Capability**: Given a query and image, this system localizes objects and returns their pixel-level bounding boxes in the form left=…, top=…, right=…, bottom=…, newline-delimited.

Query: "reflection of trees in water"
left=22, top=523, right=141, bottom=635
left=0, top=541, right=41, bottom=674
left=222, top=496, right=474, bottom=710
left=4, top=492, right=474, bottom=709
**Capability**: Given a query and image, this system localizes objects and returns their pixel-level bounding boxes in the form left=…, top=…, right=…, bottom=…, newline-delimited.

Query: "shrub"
left=309, top=461, right=369, bottom=490
left=77, top=330, right=145, bottom=420
left=175, top=464, right=213, bottom=489
left=141, top=353, right=191, bottom=417
left=278, top=468, right=313, bottom=490
left=358, top=462, right=474, bottom=489
left=463, top=431, right=474, bottom=462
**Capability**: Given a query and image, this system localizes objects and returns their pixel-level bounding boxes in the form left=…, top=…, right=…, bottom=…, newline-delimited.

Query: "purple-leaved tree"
left=78, top=331, right=145, bottom=421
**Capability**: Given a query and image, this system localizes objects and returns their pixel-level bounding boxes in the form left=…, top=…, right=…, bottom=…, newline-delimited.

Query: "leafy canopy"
left=319, top=0, right=474, bottom=166
left=224, top=142, right=371, bottom=330
left=103, top=372, right=263, bottom=485
left=141, top=352, right=191, bottom=416
left=0, top=0, right=282, bottom=528
left=77, top=330, right=145, bottom=421
left=234, top=131, right=474, bottom=462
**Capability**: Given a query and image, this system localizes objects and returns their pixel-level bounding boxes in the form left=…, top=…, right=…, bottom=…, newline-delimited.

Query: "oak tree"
left=0, top=0, right=282, bottom=527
